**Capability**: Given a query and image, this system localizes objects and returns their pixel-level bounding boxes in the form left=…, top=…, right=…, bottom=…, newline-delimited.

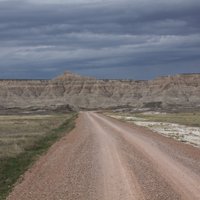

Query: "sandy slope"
left=7, top=112, right=200, bottom=200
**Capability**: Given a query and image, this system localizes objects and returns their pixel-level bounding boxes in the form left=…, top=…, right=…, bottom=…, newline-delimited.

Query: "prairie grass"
left=135, top=112, right=200, bottom=127
left=0, top=114, right=71, bottom=158
left=0, top=113, right=77, bottom=200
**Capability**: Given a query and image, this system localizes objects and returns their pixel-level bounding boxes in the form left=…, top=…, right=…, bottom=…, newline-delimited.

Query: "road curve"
left=7, top=112, right=200, bottom=200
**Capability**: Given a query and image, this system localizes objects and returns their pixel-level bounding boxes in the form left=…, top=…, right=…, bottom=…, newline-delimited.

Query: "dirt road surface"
left=7, top=112, right=200, bottom=200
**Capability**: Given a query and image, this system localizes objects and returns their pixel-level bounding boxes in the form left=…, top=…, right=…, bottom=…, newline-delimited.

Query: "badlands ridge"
left=0, top=72, right=200, bottom=113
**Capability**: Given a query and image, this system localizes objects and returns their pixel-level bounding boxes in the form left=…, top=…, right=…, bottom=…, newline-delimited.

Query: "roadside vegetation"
left=105, top=111, right=200, bottom=148
left=134, top=112, right=200, bottom=127
left=0, top=113, right=77, bottom=200
left=105, top=111, right=200, bottom=127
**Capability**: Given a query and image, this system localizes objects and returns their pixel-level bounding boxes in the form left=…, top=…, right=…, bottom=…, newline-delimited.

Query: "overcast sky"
left=0, top=0, right=200, bottom=79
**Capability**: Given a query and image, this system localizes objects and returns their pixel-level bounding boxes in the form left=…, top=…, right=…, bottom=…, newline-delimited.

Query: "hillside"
left=0, top=72, right=200, bottom=113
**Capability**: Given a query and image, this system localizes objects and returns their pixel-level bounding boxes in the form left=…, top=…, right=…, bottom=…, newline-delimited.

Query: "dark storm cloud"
left=0, top=0, right=200, bottom=79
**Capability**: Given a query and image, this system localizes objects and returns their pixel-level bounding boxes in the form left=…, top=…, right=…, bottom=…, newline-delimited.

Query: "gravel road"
left=7, top=112, right=200, bottom=200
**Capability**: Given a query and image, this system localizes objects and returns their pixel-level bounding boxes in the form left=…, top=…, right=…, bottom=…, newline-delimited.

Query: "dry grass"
left=105, top=111, right=200, bottom=127
left=0, top=113, right=77, bottom=200
left=134, top=112, right=200, bottom=127
left=0, top=114, right=70, bottom=158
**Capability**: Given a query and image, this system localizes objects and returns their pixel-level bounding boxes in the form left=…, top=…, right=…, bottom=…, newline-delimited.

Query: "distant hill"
left=0, top=72, right=200, bottom=113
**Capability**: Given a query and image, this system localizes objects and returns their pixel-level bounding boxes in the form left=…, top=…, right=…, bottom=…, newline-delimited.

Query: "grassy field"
left=0, top=113, right=77, bottom=200
left=105, top=111, right=200, bottom=127
left=134, top=112, right=200, bottom=127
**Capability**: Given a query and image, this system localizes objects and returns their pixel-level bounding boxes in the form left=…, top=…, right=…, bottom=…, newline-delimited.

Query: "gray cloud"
left=0, top=0, right=200, bottom=79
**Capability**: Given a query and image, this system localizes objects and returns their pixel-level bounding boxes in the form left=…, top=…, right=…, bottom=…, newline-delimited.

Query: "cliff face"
left=0, top=72, right=200, bottom=112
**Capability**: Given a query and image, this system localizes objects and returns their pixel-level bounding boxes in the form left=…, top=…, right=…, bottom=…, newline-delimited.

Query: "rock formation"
left=0, top=71, right=200, bottom=113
